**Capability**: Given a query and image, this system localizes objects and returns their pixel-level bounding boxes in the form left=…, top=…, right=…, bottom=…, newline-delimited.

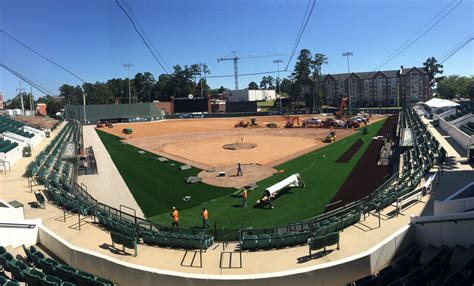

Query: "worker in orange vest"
left=242, top=189, right=247, bottom=208
left=171, top=207, right=179, bottom=228
left=201, top=208, right=209, bottom=229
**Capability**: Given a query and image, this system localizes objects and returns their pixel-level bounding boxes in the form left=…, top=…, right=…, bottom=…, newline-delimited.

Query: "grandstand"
left=434, top=100, right=474, bottom=156
left=1, top=107, right=473, bottom=285
left=0, top=115, right=47, bottom=169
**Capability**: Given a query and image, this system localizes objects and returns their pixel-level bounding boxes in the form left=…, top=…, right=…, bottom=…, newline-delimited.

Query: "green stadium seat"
left=141, top=231, right=155, bottom=245
left=154, top=233, right=168, bottom=247
left=73, top=270, right=96, bottom=286
left=283, top=233, right=296, bottom=247
left=308, top=236, right=325, bottom=256
left=110, top=231, right=138, bottom=257
left=94, top=277, right=115, bottom=286
left=55, top=264, right=77, bottom=282
left=325, top=232, right=340, bottom=251
left=179, top=236, right=193, bottom=250
left=24, top=268, right=45, bottom=285
left=294, top=231, right=310, bottom=245
left=270, top=234, right=285, bottom=249
left=41, top=274, right=63, bottom=286
left=167, top=234, right=180, bottom=249
left=256, top=234, right=271, bottom=250
left=240, top=235, right=258, bottom=251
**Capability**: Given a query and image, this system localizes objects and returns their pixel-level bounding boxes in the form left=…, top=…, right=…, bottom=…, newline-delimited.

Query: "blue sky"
left=1, top=0, right=473, bottom=100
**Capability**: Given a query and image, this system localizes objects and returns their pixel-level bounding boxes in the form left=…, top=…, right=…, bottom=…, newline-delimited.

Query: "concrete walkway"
left=78, top=126, right=144, bottom=218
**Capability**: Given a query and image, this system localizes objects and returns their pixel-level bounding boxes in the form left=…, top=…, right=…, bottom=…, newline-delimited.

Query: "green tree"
left=311, top=53, right=328, bottom=110
left=248, top=81, right=259, bottom=90
left=133, top=72, right=156, bottom=102
left=259, top=76, right=275, bottom=89
left=36, top=95, right=61, bottom=117
left=59, top=84, right=83, bottom=105
left=423, top=57, right=444, bottom=87
left=436, top=75, right=474, bottom=99
left=291, top=49, right=313, bottom=105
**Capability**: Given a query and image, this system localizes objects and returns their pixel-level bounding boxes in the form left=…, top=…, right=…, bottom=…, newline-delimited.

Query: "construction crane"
left=217, top=51, right=289, bottom=90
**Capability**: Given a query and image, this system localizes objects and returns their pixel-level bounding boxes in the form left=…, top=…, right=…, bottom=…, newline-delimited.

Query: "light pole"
left=123, top=63, right=134, bottom=104
left=273, top=59, right=283, bottom=111
left=83, top=92, right=87, bottom=125
left=342, top=52, right=353, bottom=110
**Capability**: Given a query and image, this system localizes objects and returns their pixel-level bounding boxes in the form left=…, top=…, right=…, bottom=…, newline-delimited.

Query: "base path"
left=198, top=164, right=277, bottom=188
left=78, top=126, right=145, bottom=218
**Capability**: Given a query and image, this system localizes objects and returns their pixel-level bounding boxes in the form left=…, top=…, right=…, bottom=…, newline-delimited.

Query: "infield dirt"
left=101, top=115, right=385, bottom=171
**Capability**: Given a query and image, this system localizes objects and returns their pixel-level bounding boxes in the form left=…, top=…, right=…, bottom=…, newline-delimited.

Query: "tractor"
left=122, top=128, right=133, bottom=134
left=234, top=120, right=249, bottom=128
left=285, top=116, right=300, bottom=128
left=324, top=131, right=336, bottom=143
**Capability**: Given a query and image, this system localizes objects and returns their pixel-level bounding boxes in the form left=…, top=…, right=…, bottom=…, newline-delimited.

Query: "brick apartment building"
left=322, top=66, right=431, bottom=108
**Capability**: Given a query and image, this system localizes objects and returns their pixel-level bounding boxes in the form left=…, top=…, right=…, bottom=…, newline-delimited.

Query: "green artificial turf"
left=98, top=119, right=385, bottom=229
left=96, top=130, right=235, bottom=217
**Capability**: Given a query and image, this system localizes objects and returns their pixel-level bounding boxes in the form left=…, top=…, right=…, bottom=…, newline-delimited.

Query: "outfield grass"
left=98, top=119, right=385, bottom=229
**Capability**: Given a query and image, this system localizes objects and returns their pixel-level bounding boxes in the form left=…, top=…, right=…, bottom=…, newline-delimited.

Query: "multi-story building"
left=322, top=66, right=431, bottom=108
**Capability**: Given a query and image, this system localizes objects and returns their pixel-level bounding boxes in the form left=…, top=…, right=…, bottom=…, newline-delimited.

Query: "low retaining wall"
left=37, top=224, right=413, bottom=286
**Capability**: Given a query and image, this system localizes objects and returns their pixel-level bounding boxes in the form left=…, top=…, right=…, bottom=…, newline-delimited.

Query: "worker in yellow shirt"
left=201, top=208, right=209, bottom=229
left=171, top=207, right=179, bottom=228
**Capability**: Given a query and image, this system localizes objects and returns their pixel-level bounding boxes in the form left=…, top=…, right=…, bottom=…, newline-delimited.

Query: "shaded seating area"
left=348, top=244, right=474, bottom=286
left=0, top=245, right=115, bottom=285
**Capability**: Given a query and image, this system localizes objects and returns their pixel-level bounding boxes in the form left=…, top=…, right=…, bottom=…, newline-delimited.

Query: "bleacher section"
left=0, top=245, right=114, bottom=285
left=444, top=101, right=474, bottom=122
left=0, top=115, right=46, bottom=168
left=459, top=122, right=474, bottom=136
left=349, top=244, right=474, bottom=285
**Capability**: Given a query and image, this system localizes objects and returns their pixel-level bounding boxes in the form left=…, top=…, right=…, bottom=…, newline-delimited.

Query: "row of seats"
left=240, top=231, right=310, bottom=251
left=349, top=244, right=474, bottom=286
left=0, top=139, right=18, bottom=154
left=459, top=122, right=474, bottom=136
left=141, top=230, right=214, bottom=250
left=0, top=115, right=34, bottom=138
left=0, top=245, right=115, bottom=285
left=444, top=101, right=474, bottom=122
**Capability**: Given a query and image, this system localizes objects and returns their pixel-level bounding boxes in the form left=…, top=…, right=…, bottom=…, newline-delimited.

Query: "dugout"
left=64, top=103, right=164, bottom=125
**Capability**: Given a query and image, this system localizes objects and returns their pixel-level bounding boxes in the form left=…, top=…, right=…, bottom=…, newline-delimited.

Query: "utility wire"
left=115, top=0, right=169, bottom=74
left=1, top=29, right=88, bottom=84
left=121, top=0, right=171, bottom=73
left=0, top=63, right=56, bottom=96
left=374, top=0, right=463, bottom=70
left=284, top=0, right=317, bottom=71
left=439, top=35, right=473, bottom=64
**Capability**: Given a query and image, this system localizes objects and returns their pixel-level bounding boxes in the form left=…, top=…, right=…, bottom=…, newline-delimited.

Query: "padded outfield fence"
left=26, top=107, right=446, bottom=252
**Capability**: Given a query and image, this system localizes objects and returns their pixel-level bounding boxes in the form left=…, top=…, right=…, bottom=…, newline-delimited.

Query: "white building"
left=227, top=89, right=276, bottom=102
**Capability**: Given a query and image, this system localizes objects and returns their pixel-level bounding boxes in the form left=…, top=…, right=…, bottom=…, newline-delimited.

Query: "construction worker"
left=237, top=161, right=243, bottom=176
left=201, top=208, right=209, bottom=228
left=171, top=207, right=179, bottom=228
left=242, top=189, right=247, bottom=208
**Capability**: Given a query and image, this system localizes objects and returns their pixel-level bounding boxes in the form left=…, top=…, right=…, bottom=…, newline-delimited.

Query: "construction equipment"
left=234, top=120, right=249, bottom=128
left=96, top=121, right=105, bottom=128
left=324, top=130, right=336, bottom=143
left=302, top=118, right=322, bottom=128
left=322, top=118, right=338, bottom=128
left=335, top=96, right=348, bottom=119
left=106, top=122, right=113, bottom=128
left=266, top=122, right=278, bottom=128
left=285, top=116, right=300, bottom=128
left=122, top=128, right=133, bottom=134
left=345, top=118, right=360, bottom=129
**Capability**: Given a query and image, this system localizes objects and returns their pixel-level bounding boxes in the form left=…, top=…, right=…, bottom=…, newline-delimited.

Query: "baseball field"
left=97, top=116, right=387, bottom=228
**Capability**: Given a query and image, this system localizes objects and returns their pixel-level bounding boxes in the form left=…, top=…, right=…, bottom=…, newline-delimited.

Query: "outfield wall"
left=36, top=224, right=413, bottom=286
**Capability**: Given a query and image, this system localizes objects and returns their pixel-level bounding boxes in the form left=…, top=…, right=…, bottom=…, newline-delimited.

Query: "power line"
left=439, top=35, right=473, bottom=64
left=374, top=0, right=463, bottom=70
left=115, top=0, right=170, bottom=74
left=121, top=0, right=171, bottom=73
left=0, top=63, right=56, bottom=96
left=374, top=0, right=458, bottom=70
left=284, top=0, right=317, bottom=71
left=1, top=29, right=88, bottom=84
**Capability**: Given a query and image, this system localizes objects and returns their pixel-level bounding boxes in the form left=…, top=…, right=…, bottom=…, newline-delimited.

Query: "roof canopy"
left=424, top=98, right=459, bottom=109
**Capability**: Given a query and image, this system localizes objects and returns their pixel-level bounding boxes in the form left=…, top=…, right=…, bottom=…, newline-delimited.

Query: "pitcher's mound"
left=199, top=164, right=277, bottom=188
left=223, top=143, right=257, bottom=150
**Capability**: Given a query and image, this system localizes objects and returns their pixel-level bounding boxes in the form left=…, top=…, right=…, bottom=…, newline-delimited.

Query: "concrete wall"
left=228, top=90, right=276, bottom=102
left=438, top=113, right=473, bottom=152
left=434, top=198, right=474, bottom=215
left=0, top=211, right=41, bottom=248
left=37, top=224, right=413, bottom=286
left=411, top=212, right=474, bottom=248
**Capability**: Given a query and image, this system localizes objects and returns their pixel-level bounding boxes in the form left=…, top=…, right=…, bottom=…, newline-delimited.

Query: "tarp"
left=424, top=98, right=459, bottom=109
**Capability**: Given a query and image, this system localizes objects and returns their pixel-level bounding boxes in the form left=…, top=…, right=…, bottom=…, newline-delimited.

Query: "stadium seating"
left=348, top=244, right=474, bottom=286
left=444, top=101, right=474, bottom=122
left=0, top=245, right=115, bottom=285
left=459, top=122, right=474, bottom=136
left=308, top=232, right=340, bottom=256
